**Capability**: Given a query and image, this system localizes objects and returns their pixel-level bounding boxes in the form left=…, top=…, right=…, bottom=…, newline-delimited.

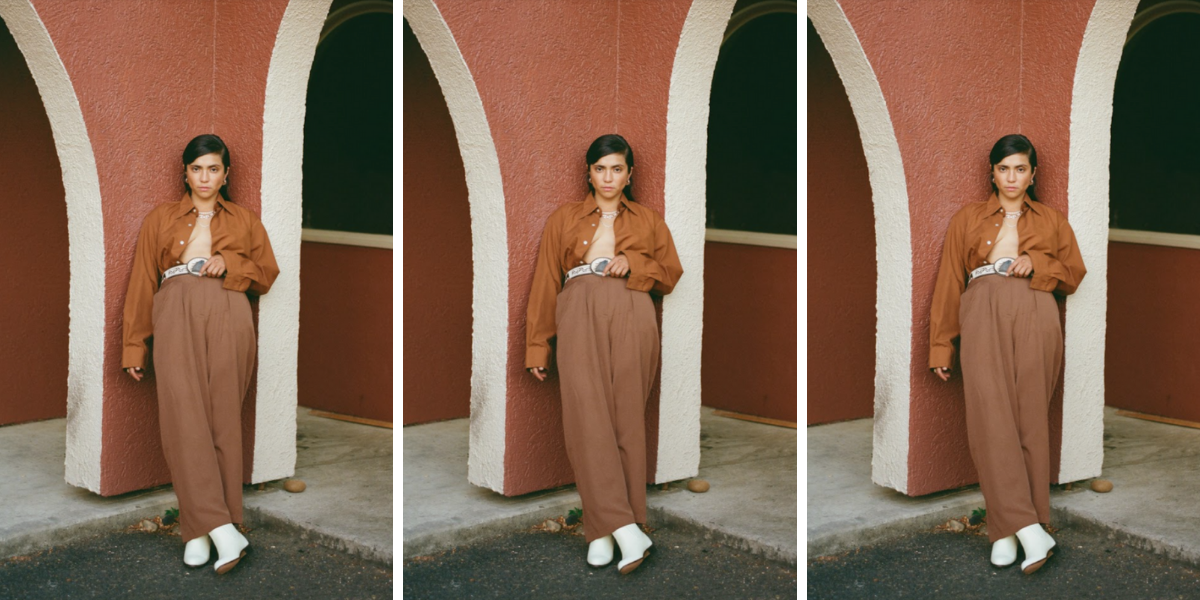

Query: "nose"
left=603, top=170, right=612, bottom=183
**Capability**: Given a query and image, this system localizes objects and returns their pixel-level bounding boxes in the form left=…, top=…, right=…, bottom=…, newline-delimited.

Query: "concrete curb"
left=648, top=505, right=797, bottom=567
left=242, top=505, right=392, bottom=567
left=0, top=497, right=177, bottom=561
left=807, top=495, right=984, bottom=560
left=1049, top=504, right=1200, bottom=567
left=403, top=496, right=581, bottom=560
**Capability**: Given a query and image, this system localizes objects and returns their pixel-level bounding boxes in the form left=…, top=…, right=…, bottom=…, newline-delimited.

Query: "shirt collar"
left=174, top=192, right=230, bottom=218
left=578, top=192, right=637, bottom=219
left=983, top=192, right=1041, bottom=218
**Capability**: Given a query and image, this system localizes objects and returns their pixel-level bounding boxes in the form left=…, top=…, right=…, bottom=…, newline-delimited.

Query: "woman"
left=122, top=134, right=280, bottom=574
left=929, top=134, right=1086, bottom=574
left=525, top=134, right=683, bottom=574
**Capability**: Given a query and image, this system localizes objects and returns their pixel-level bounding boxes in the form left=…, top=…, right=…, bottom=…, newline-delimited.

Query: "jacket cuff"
left=929, top=346, right=954, bottom=370
left=122, top=346, right=147, bottom=370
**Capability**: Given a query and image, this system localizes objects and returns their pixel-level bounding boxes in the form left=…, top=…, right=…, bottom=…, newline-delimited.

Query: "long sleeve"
left=525, top=212, right=564, bottom=369
left=929, top=213, right=967, bottom=370
left=624, top=214, right=683, bottom=296
left=1026, top=216, right=1087, bottom=296
left=122, top=211, right=163, bottom=370
left=220, top=218, right=280, bottom=296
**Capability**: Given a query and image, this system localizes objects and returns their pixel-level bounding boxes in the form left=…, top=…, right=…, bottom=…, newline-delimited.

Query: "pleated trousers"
left=959, top=274, right=1062, bottom=542
left=555, top=274, right=659, bottom=543
left=152, top=275, right=257, bottom=542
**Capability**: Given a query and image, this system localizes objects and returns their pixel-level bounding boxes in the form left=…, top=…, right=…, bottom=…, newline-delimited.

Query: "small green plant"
left=566, top=507, right=583, bottom=526
left=163, top=507, right=179, bottom=525
left=969, top=507, right=986, bottom=525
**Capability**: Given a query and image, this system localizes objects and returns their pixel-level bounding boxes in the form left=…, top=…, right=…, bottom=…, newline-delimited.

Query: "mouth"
left=602, top=187, right=614, bottom=191
left=1004, top=187, right=1018, bottom=191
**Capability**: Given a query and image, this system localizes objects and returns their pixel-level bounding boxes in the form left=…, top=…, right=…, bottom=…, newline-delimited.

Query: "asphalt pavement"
left=0, top=518, right=392, bottom=599
left=403, top=524, right=798, bottom=599
left=808, top=525, right=1200, bottom=599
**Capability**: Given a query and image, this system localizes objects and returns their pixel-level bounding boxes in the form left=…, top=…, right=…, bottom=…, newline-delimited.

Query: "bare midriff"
left=584, top=211, right=617, bottom=263
left=181, top=214, right=214, bottom=263
left=986, top=211, right=1020, bottom=264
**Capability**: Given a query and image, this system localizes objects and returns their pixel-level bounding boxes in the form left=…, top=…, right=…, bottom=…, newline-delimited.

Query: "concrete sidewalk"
left=808, top=407, right=1200, bottom=566
left=0, top=407, right=392, bottom=566
left=403, top=406, right=798, bottom=566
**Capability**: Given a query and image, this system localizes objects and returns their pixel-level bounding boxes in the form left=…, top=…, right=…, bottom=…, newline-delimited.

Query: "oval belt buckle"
left=589, top=257, right=611, bottom=277
left=993, top=256, right=1015, bottom=277
left=186, top=256, right=208, bottom=276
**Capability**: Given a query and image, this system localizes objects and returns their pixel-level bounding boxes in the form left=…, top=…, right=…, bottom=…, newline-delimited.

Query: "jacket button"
left=986, top=241, right=991, bottom=245
left=180, top=241, right=185, bottom=245
left=583, top=241, right=588, bottom=245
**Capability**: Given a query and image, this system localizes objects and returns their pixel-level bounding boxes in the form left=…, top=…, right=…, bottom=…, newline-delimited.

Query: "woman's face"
left=588, top=152, right=631, bottom=202
left=186, top=152, right=228, bottom=202
left=992, top=152, right=1035, bottom=202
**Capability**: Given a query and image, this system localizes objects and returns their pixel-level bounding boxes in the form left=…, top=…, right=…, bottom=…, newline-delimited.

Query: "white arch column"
left=0, top=0, right=106, bottom=493
left=807, top=0, right=914, bottom=493
left=403, top=0, right=508, bottom=493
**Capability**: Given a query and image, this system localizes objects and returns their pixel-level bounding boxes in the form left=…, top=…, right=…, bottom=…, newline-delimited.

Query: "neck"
left=191, top=193, right=219, bottom=212
left=998, top=194, right=1025, bottom=212
left=595, top=193, right=621, bottom=211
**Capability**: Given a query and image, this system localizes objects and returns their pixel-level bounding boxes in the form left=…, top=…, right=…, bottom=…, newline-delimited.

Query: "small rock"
left=565, top=514, right=580, bottom=526
left=1091, top=479, right=1113, bottom=493
left=687, top=479, right=710, bottom=493
left=284, top=479, right=306, bottom=493
left=968, top=515, right=982, bottom=526
left=543, top=519, right=561, bottom=532
left=139, top=519, right=158, bottom=533
left=947, top=519, right=965, bottom=532
left=162, top=514, right=176, bottom=526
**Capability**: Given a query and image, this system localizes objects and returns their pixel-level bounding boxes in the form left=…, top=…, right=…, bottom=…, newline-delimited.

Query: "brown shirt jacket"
left=525, top=193, right=683, bottom=370
left=929, top=193, right=1086, bottom=370
left=122, top=193, right=281, bottom=370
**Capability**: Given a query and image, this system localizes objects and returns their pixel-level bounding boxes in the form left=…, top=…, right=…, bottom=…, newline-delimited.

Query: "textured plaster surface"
left=836, top=0, right=1094, bottom=495
left=258, top=0, right=325, bottom=485
left=1061, top=0, right=1137, bottom=483
left=404, top=0, right=508, bottom=494
left=807, top=0, right=912, bottom=494
left=0, top=0, right=105, bottom=493
left=401, top=16, right=471, bottom=425
left=0, top=11, right=68, bottom=426
left=806, top=16, right=874, bottom=426
left=657, top=0, right=733, bottom=486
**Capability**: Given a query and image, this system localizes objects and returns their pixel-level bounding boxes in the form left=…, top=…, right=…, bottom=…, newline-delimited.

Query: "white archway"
left=0, top=0, right=106, bottom=493
left=1060, top=0, right=1138, bottom=483
left=806, top=0, right=914, bottom=493
left=403, top=0, right=509, bottom=493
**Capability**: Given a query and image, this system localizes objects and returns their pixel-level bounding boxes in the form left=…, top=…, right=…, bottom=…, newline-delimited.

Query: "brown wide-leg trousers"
left=555, top=275, right=659, bottom=543
left=959, top=275, right=1062, bottom=542
left=152, top=275, right=257, bottom=542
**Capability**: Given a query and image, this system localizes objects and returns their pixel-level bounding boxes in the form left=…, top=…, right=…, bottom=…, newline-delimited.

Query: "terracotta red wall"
left=32, top=0, right=289, bottom=495
left=838, top=0, right=1095, bottom=495
left=1106, top=242, right=1200, bottom=420
left=436, top=0, right=693, bottom=496
left=401, top=17, right=471, bottom=426
left=0, top=16, right=68, bottom=427
left=702, top=243, right=796, bottom=422
left=299, top=243, right=392, bottom=422
left=806, top=18, right=874, bottom=426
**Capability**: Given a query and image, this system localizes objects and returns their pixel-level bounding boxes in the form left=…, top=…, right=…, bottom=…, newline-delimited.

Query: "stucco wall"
left=401, top=16, right=470, bottom=426
left=806, top=16, right=873, bottom=426
left=436, top=0, right=692, bottom=496
left=0, top=14, right=68, bottom=427
left=837, top=0, right=1095, bottom=495
left=32, top=0, right=290, bottom=495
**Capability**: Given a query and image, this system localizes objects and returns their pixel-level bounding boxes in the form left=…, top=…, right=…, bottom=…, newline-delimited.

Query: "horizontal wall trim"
left=705, top=228, right=797, bottom=249
left=1109, top=228, right=1200, bottom=251
left=301, top=228, right=393, bottom=249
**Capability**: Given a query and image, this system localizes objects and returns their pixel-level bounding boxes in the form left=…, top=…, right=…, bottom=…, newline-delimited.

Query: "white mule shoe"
left=990, top=535, right=1017, bottom=567
left=612, top=523, right=653, bottom=575
left=209, top=523, right=250, bottom=575
left=587, top=535, right=615, bottom=567
left=183, top=535, right=212, bottom=567
left=1015, top=523, right=1056, bottom=574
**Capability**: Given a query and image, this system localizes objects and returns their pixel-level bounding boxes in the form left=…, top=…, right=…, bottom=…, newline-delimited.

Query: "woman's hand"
left=1009, top=254, right=1034, bottom=278
left=126, top=367, right=144, bottom=382
left=528, top=367, right=548, bottom=382
left=203, top=254, right=227, bottom=278
left=932, top=367, right=951, bottom=382
left=603, top=254, right=631, bottom=278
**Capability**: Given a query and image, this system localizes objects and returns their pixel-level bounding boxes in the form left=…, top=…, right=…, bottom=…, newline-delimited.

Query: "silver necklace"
left=600, top=210, right=618, bottom=228
left=197, top=210, right=216, bottom=220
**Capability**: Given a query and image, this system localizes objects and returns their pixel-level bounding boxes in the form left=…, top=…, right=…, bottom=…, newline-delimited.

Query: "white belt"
left=566, top=257, right=612, bottom=281
left=162, top=257, right=209, bottom=283
left=969, top=257, right=1015, bottom=281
